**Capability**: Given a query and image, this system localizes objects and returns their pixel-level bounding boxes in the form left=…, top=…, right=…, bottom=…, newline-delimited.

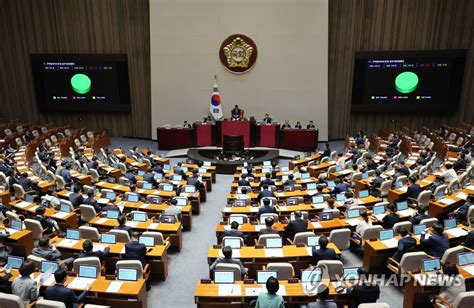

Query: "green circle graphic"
left=71, top=73, right=91, bottom=94
left=395, top=71, right=418, bottom=94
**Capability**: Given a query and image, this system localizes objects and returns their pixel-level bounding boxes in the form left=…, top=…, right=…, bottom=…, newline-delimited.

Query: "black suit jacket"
left=312, top=247, right=340, bottom=264
left=44, top=284, right=87, bottom=308
left=406, top=183, right=422, bottom=199
left=381, top=213, right=399, bottom=229
left=69, top=193, right=84, bottom=208
left=237, top=180, right=251, bottom=187
left=125, top=241, right=147, bottom=265
left=222, top=229, right=245, bottom=241
left=349, top=284, right=380, bottom=308
left=260, top=179, right=275, bottom=187
left=392, top=236, right=417, bottom=261
left=284, top=219, right=307, bottom=241
left=257, top=206, right=277, bottom=218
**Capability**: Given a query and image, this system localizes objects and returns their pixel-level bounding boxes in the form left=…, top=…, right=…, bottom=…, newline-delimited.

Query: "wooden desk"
left=4, top=229, right=33, bottom=256
left=50, top=236, right=170, bottom=280
left=9, top=200, right=78, bottom=229
left=428, top=186, right=474, bottom=218
left=289, top=153, right=321, bottom=170
left=89, top=217, right=183, bottom=251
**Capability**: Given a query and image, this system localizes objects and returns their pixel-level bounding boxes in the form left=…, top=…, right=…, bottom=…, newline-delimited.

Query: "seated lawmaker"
left=455, top=194, right=474, bottom=224
left=258, top=184, right=274, bottom=201
left=281, top=120, right=291, bottom=129
left=260, top=173, right=275, bottom=187
left=210, top=246, right=247, bottom=277
left=307, top=284, right=337, bottom=308
left=420, top=222, right=449, bottom=258
left=312, top=236, right=340, bottom=264
left=114, top=214, right=133, bottom=237
left=222, top=221, right=245, bottom=241
left=231, top=105, right=243, bottom=120
left=322, top=143, right=331, bottom=157
left=44, top=268, right=90, bottom=308
left=125, top=232, right=147, bottom=265
left=391, top=227, right=416, bottom=262
left=435, top=263, right=466, bottom=306
left=381, top=204, right=399, bottom=229
left=32, top=237, right=73, bottom=268
left=283, top=174, right=296, bottom=187
left=83, top=189, right=101, bottom=212
left=79, top=240, right=110, bottom=260
left=406, top=176, right=422, bottom=199
left=409, top=205, right=430, bottom=225
left=237, top=174, right=251, bottom=187
left=183, top=120, right=192, bottom=128
left=259, top=217, right=279, bottom=236
left=294, top=122, right=302, bottom=129
left=263, top=114, right=272, bottom=124
left=307, top=120, right=316, bottom=129
left=284, top=211, right=307, bottom=241
left=257, top=198, right=277, bottom=219
left=256, top=276, right=284, bottom=308
left=69, top=185, right=84, bottom=208
left=347, top=267, right=380, bottom=308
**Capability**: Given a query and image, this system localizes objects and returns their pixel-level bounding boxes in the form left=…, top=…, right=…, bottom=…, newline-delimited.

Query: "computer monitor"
left=132, top=212, right=147, bottom=222
left=137, top=170, right=145, bottom=176
left=142, top=183, right=152, bottom=190
left=413, top=224, right=427, bottom=235
left=327, top=181, right=336, bottom=188
left=203, top=161, right=211, bottom=167
left=163, top=164, right=171, bottom=171
left=301, top=268, right=322, bottom=283
left=181, top=166, right=188, bottom=173
left=336, top=193, right=346, bottom=201
left=10, top=220, right=22, bottom=231
left=312, top=195, right=324, bottom=204
left=78, top=265, right=98, bottom=278
left=138, top=236, right=155, bottom=247
left=223, top=238, right=242, bottom=249
left=261, top=167, right=271, bottom=174
left=423, top=258, right=441, bottom=272
left=106, top=192, right=116, bottom=200
left=184, top=186, right=196, bottom=193
left=281, top=167, right=289, bottom=172
left=7, top=256, right=24, bottom=269
left=281, top=175, right=289, bottom=182
left=172, top=175, right=182, bottom=181
left=118, top=268, right=138, bottom=281
left=335, top=165, right=343, bottom=172
left=175, top=198, right=187, bottom=206
left=59, top=203, right=71, bottom=213
left=263, top=161, right=271, bottom=166
left=307, top=236, right=321, bottom=247
left=362, top=172, right=369, bottom=179
left=457, top=252, right=474, bottom=266
left=101, top=233, right=116, bottom=244
left=153, top=173, right=163, bottom=180
left=40, top=261, right=59, bottom=273
left=234, top=200, right=246, bottom=207
left=66, top=229, right=80, bottom=240
left=106, top=210, right=119, bottom=219
left=163, top=185, right=173, bottom=192
left=444, top=218, right=456, bottom=230
left=127, top=194, right=139, bottom=203
left=359, top=190, right=369, bottom=198
left=25, top=194, right=34, bottom=203
left=343, top=267, right=359, bottom=280
left=379, top=230, right=394, bottom=241
left=396, top=200, right=408, bottom=211
left=373, top=205, right=385, bottom=215
left=229, top=216, right=244, bottom=225
left=395, top=181, right=404, bottom=189
left=256, top=270, right=278, bottom=284
left=347, top=209, right=360, bottom=219
left=301, top=173, right=310, bottom=180
left=148, top=196, right=161, bottom=204
left=320, top=212, right=333, bottom=221
left=307, top=183, right=317, bottom=190
left=287, top=198, right=299, bottom=206
left=214, top=271, right=235, bottom=284
left=266, top=238, right=283, bottom=248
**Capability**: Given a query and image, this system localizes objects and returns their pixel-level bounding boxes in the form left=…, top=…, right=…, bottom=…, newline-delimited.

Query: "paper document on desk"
left=125, top=221, right=139, bottom=228
left=93, top=244, right=107, bottom=252
left=67, top=277, right=96, bottom=290
left=346, top=219, right=360, bottom=226
left=397, top=209, right=415, bottom=217
left=4, top=228, right=18, bottom=235
left=254, top=225, right=265, bottom=232
left=96, top=218, right=108, bottom=224
left=148, top=223, right=159, bottom=229
left=462, top=265, right=474, bottom=275
left=180, top=193, right=190, bottom=198
left=306, top=190, right=317, bottom=195
left=223, top=207, right=232, bottom=213
left=58, top=239, right=79, bottom=247
left=456, top=192, right=468, bottom=200
left=245, top=287, right=263, bottom=296
left=262, top=284, right=286, bottom=296
left=440, top=198, right=456, bottom=205
left=97, top=198, right=109, bottom=204
left=265, top=248, right=283, bottom=257
left=446, top=228, right=468, bottom=238
left=106, top=281, right=123, bottom=293
left=219, top=249, right=240, bottom=258
left=278, top=206, right=288, bottom=211
left=53, top=211, right=69, bottom=219
left=306, top=247, right=314, bottom=256
left=374, top=214, right=386, bottom=221
left=218, top=284, right=241, bottom=296
left=140, top=204, right=150, bottom=209
left=35, top=270, right=55, bottom=286
left=312, top=203, right=326, bottom=209
left=381, top=238, right=399, bottom=248
left=466, top=185, right=474, bottom=190
left=312, top=222, right=323, bottom=229
left=16, top=201, right=31, bottom=208
left=398, top=187, right=408, bottom=193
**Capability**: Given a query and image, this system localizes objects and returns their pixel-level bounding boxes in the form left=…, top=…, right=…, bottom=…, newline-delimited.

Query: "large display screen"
left=31, top=54, right=131, bottom=112
left=351, top=50, right=466, bottom=113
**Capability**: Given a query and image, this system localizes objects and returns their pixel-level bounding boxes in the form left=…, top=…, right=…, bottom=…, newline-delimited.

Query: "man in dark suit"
left=68, top=185, right=84, bottom=209
left=257, top=198, right=277, bottom=219
left=366, top=156, right=378, bottom=170
left=222, top=221, right=245, bottom=241
left=237, top=174, right=251, bottom=187
left=307, top=121, right=316, bottom=129
left=399, top=162, right=410, bottom=177
left=281, top=120, right=291, bottom=129
left=409, top=205, right=430, bottom=225
left=370, top=169, right=384, bottom=190
left=283, top=174, right=296, bottom=187
left=258, top=184, right=274, bottom=202
left=79, top=240, right=110, bottom=261
left=465, top=225, right=474, bottom=249
left=143, top=171, right=155, bottom=184
left=18, top=172, right=38, bottom=192
left=59, top=164, right=72, bottom=183
left=392, top=227, right=416, bottom=261
left=312, top=236, right=340, bottom=264
left=381, top=204, right=399, bottom=229
left=284, top=211, right=307, bottom=241
left=231, top=105, right=242, bottom=120
left=406, top=176, right=422, bottom=199
left=114, top=214, right=133, bottom=237
left=258, top=217, right=279, bottom=236
left=44, top=269, right=89, bottom=308
left=125, top=232, right=147, bottom=265
left=347, top=267, right=380, bottom=308
left=124, top=169, right=137, bottom=184
left=34, top=206, right=58, bottom=231
left=263, top=114, right=272, bottom=124
left=420, top=223, right=449, bottom=258
left=453, top=152, right=467, bottom=171
left=259, top=173, right=275, bottom=187
left=332, top=179, right=349, bottom=194
left=102, top=201, right=122, bottom=215
left=322, top=143, right=331, bottom=158
left=83, top=189, right=101, bottom=212
left=455, top=194, right=474, bottom=224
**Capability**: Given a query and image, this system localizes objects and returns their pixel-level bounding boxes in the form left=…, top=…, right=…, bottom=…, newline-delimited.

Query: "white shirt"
left=356, top=219, right=372, bottom=235
left=337, top=157, right=346, bottom=166
left=441, top=169, right=457, bottom=183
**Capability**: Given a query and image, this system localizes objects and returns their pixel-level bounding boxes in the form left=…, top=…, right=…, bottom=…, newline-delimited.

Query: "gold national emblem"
left=219, top=34, right=258, bottom=74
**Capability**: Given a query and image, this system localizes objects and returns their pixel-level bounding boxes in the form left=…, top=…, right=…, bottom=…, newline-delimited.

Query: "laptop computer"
left=359, top=190, right=369, bottom=198
left=307, top=236, right=321, bottom=247
left=301, top=268, right=322, bottom=283
left=373, top=205, right=385, bottom=215
left=137, top=170, right=145, bottom=177
left=262, top=167, right=271, bottom=174
left=423, top=258, right=441, bottom=273
left=336, top=194, right=346, bottom=201
left=25, top=194, right=34, bottom=203
left=78, top=265, right=99, bottom=279
left=162, top=185, right=174, bottom=192
left=335, top=165, right=343, bottom=172
left=101, top=233, right=116, bottom=244
left=118, top=268, right=139, bottom=281
left=444, top=218, right=456, bottom=230
left=436, top=191, right=444, bottom=200
left=379, top=229, right=394, bottom=241
left=105, top=192, right=116, bottom=200
left=457, top=252, right=474, bottom=266
left=7, top=256, right=23, bottom=269
left=106, top=210, right=119, bottom=219
left=214, top=271, right=235, bottom=284
left=59, top=202, right=72, bottom=213
left=229, top=216, right=244, bottom=225
left=139, top=236, right=155, bottom=247
left=40, top=260, right=59, bottom=273
left=10, top=219, right=22, bottom=231
left=347, top=209, right=360, bottom=219
left=327, top=181, right=336, bottom=188
left=301, top=173, right=310, bottom=180
left=174, top=197, right=187, bottom=206
left=312, top=195, right=324, bottom=204
left=153, top=173, right=163, bottom=180
left=132, top=212, right=147, bottom=222
left=281, top=167, right=289, bottom=172
left=172, top=175, right=182, bottom=181
left=127, top=194, right=139, bottom=203
left=281, top=175, right=289, bottom=182
left=66, top=229, right=80, bottom=240
left=142, top=183, right=153, bottom=190
left=223, top=238, right=242, bottom=249
left=320, top=212, right=333, bottom=221
left=307, top=183, right=317, bottom=191
left=396, top=200, right=408, bottom=211
left=266, top=238, right=283, bottom=248
left=184, top=186, right=196, bottom=193
left=362, top=172, right=369, bottom=179
left=163, top=165, right=171, bottom=171
left=343, top=267, right=359, bottom=280
left=395, top=181, right=404, bottom=189
left=256, top=270, right=278, bottom=284
left=413, top=224, right=427, bottom=235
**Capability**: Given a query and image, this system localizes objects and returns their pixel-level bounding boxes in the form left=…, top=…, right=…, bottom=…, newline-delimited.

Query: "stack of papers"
left=58, top=239, right=79, bottom=247
left=67, top=277, right=96, bottom=290
left=97, top=198, right=109, bottom=204
left=446, top=228, right=468, bottom=238
left=218, top=284, right=241, bottom=296
left=380, top=238, right=399, bottom=248
left=16, top=201, right=31, bottom=208
left=106, top=281, right=123, bottom=293
left=278, top=206, right=288, bottom=211
left=440, top=198, right=456, bottom=205
left=53, top=211, right=69, bottom=219
left=4, top=228, right=18, bottom=235
left=312, top=203, right=326, bottom=210
left=346, top=219, right=360, bottom=226
left=466, top=185, right=474, bottom=190
left=92, top=244, right=107, bottom=252
left=245, top=287, right=262, bottom=296
left=312, top=222, right=323, bottom=229
left=398, top=209, right=415, bottom=216
left=265, top=249, right=283, bottom=257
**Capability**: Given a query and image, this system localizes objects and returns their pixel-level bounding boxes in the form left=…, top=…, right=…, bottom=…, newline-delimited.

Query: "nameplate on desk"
left=218, top=284, right=241, bottom=296
left=106, top=281, right=123, bottom=293
left=265, top=248, right=283, bottom=257
left=312, top=222, right=323, bottom=229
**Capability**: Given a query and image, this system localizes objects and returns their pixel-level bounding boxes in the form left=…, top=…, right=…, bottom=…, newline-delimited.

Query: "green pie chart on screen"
left=71, top=73, right=91, bottom=94
left=395, top=71, right=418, bottom=94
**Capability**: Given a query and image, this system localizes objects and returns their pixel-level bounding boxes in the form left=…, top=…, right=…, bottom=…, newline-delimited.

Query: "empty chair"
left=266, top=262, right=295, bottom=280
left=142, top=231, right=167, bottom=245
left=292, top=231, right=315, bottom=245
left=393, top=221, right=412, bottom=234
left=433, top=184, right=447, bottom=198
left=12, top=184, right=27, bottom=200
left=441, top=245, right=466, bottom=265
left=322, top=208, right=340, bottom=217
left=55, top=175, right=67, bottom=190
left=108, top=229, right=131, bottom=243
left=215, top=263, right=243, bottom=281
left=89, top=169, right=100, bottom=183
left=80, top=205, right=98, bottom=223
left=415, top=190, right=432, bottom=207
left=350, top=172, right=363, bottom=187
left=0, top=293, right=23, bottom=308
left=222, top=236, right=244, bottom=248
left=79, top=226, right=101, bottom=241
left=394, top=176, right=407, bottom=187
left=329, top=228, right=351, bottom=250
left=46, top=170, right=56, bottom=183
left=316, top=260, right=343, bottom=280
left=73, top=257, right=101, bottom=275
left=229, top=214, right=249, bottom=224
left=24, top=219, right=45, bottom=240
left=377, top=180, right=393, bottom=198
left=419, top=218, right=438, bottom=228
left=36, top=299, right=67, bottom=308
left=257, top=234, right=281, bottom=246
left=6, top=211, right=21, bottom=223
left=387, top=251, right=428, bottom=275
left=260, top=213, right=279, bottom=223
left=352, top=225, right=384, bottom=247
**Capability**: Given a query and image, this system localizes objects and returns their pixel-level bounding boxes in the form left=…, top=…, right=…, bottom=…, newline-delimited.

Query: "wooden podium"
left=223, top=135, right=244, bottom=153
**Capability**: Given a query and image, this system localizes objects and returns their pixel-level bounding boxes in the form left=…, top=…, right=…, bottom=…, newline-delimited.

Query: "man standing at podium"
left=231, top=105, right=243, bottom=121
left=263, top=114, right=272, bottom=124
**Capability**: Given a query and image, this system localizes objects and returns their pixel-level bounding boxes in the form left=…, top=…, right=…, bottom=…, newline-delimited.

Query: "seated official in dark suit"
left=114, top=214, right=133, bottom=237
left=257, top=198, right=277, bottom=219
left=455, top=194, right=474, bottom=224
left=68, top=185, right=84, bottom=209
left=312, top=236, right=340, bottom=264
left=259, top=217, right=279, bottom=236
left=209, top=246, right=247, bottom=277
left=263, top=113, right=272, bottom=124
left=259, top=173, right=275, bottom=187
left=465, top=226, right=474, bottom=249
left=370, top=169, right=384, bottom=189
left=453, top=152, right=467, bottom=171
left=409, top=205, right=430, bottom=225
left=381, top=204, right=399, bottom=229
left=322, top=143, right=331, bottom=157
left=392, top=227, right=416, bottom=262
left=222, top=221, right=245, bottom=241
left=34, top=206, right=58, bottom=231
left=79, top=240, right=110, bottom=261
left=283, top=174, right=297, bottom=187
left=83, top=189, right=101, bottom=212
left=237, top=174, right=251, bottom=187
left=307, top=120, right=316, bottom=129
left=18, top=172, right=38, bottom=192
left=44, top=269, right=89, bottom=308
left=420, top=223, right=449, bottom=258
left=258, top=184, right=274, bottom=202
left=284, top=211, right=307, bottom=241
left=231, top=105, right=243, bottom=120
left=332, top=179, right=349, bottom=194
left=347, top=267, right=380, bottom=308
left=406, top=176, right=422, bottom=199
left=125, top=232, right=147, bottom=265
